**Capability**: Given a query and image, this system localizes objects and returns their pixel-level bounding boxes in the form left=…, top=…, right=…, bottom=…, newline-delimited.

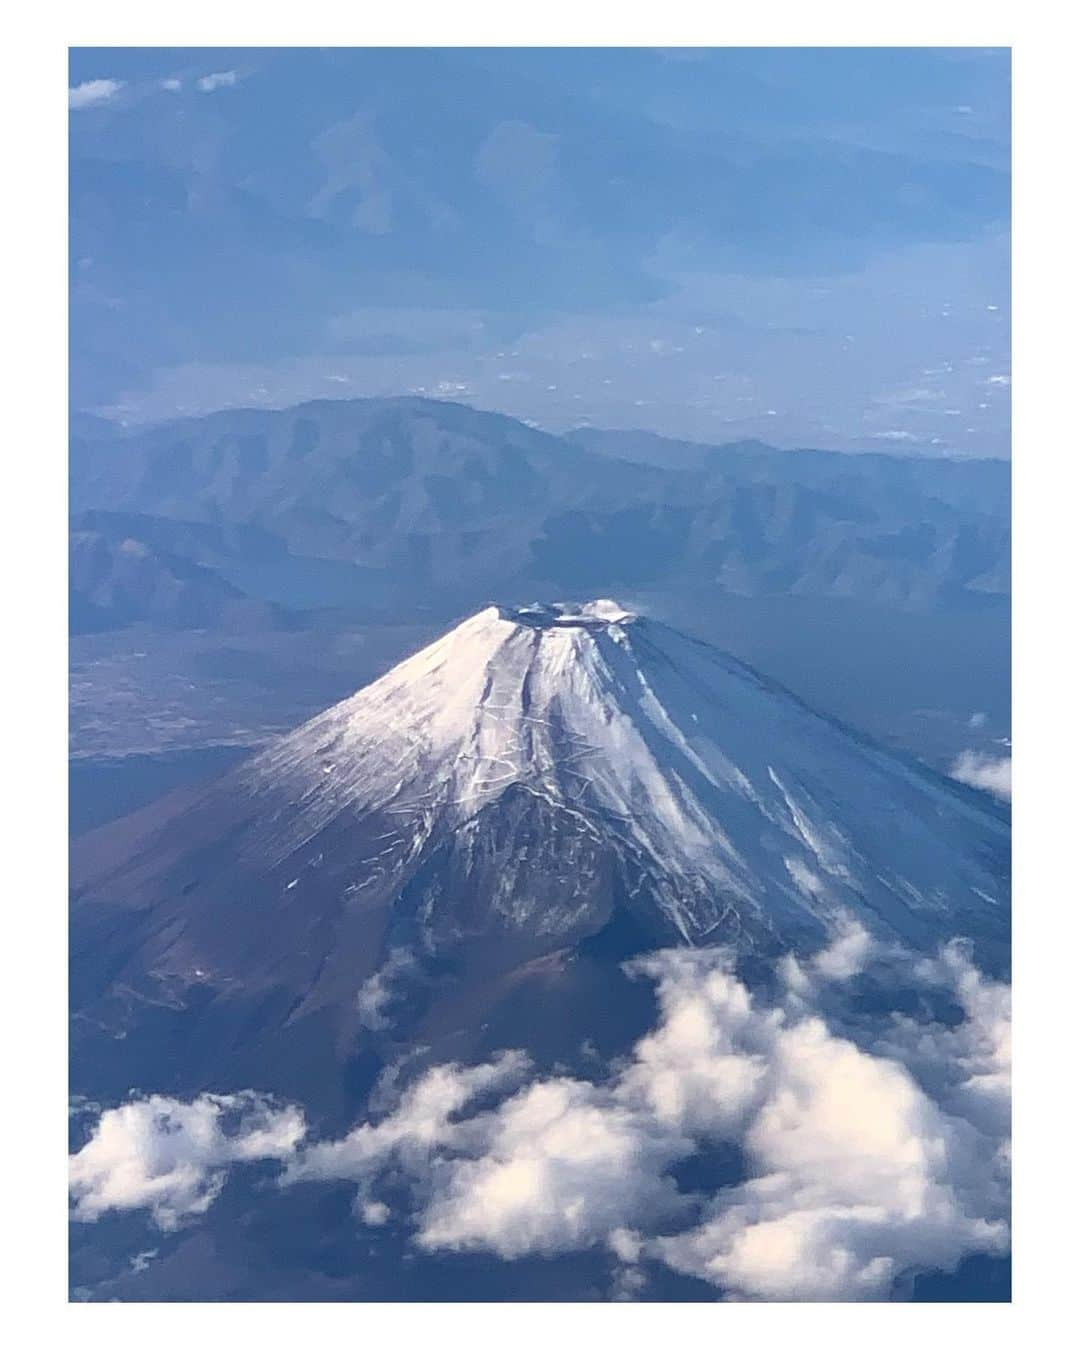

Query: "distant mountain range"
left=69, top=511, right=292, bottom=634
left=70, top=397, right=1009, bottom=632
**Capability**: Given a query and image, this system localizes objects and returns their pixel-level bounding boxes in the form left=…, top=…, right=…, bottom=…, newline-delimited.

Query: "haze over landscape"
left=70, top=47, right=1010, bottom=454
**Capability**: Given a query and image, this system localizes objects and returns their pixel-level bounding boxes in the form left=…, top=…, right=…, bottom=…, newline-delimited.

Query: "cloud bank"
left=70, top=928, right=1010, bottom=1300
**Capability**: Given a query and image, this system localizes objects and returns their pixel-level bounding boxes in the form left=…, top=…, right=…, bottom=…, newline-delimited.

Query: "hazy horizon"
left=71, top=47, right=1011, bottom=455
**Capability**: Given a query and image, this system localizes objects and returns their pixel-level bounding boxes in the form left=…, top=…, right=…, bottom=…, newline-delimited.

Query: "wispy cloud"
left=196, top=71, right=238, bottom=93
left=69, top=79, right=124, bottom=111
left=355, top=948, right=416, bottom=1031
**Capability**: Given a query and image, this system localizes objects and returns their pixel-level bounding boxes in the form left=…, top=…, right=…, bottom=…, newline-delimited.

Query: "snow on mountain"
left=230, top=598, right=1007, bottom=952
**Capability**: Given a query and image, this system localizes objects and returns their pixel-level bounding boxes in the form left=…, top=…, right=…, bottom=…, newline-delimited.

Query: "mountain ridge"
left=71, top=396, right=1010, bottom=618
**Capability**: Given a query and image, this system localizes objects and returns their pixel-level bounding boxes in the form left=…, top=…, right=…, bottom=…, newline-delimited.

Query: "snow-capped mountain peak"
left=70, top=597, right=1009, bottom=1114
left=234, top=599, right=1008, bottom=952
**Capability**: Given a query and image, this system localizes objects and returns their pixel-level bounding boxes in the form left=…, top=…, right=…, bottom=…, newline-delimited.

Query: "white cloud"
left=69, top=1092, right=305, bottom=1230
left=282, top=1052, right=529, bottom=1206
left=655, top=1010, right=1005, bottom=1300
left=811, top=916, right=876, bottom=981
left=416, top=1078, right=688, bottom=1257
left=283, top=929, right=1011, bottom=1300
left=621, top=940, right=1008, bottom=1300
left=616, top=951, right=769, bottom=1139
left=950, top=751, right=1012, bottom=801
left=882, top=940, right=1012, bottom=1141
left=778, top=918, right=877, bottom=996
left=196, top=71, right=238, bottom=93
left=71, top=927, right=1010, bottom=1300
left=160, top=79, right=182, bottom=93
left=69, top=79, right=124, bottom=110
left=355, top=947, right=416, bottom=1031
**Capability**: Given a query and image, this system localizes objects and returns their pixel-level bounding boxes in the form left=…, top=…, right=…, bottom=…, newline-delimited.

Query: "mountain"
left=72, top=510, right=289, bottom=569
left=570, top=427, right=1010, bottom=516
left=555, top=428, right=1009, bottom=604
left=71, top=528, right=250, bottom=635
left=69, top=512, right=292, bottom=634
left=567, top=426, right=716, bottom=471
left=70, top=600, right=1009, bottom=1119
left=70, top=398, right=650, bottom=590
left=71, top=397, right=1008, bottom=612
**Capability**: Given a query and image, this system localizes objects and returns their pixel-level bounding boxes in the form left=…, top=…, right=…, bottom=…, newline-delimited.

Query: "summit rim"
left=496, top=598, right=637, bottom=629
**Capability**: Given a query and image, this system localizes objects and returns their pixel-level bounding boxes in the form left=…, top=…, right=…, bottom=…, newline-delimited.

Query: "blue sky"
left=69, top=47, right=1011, bottom=454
